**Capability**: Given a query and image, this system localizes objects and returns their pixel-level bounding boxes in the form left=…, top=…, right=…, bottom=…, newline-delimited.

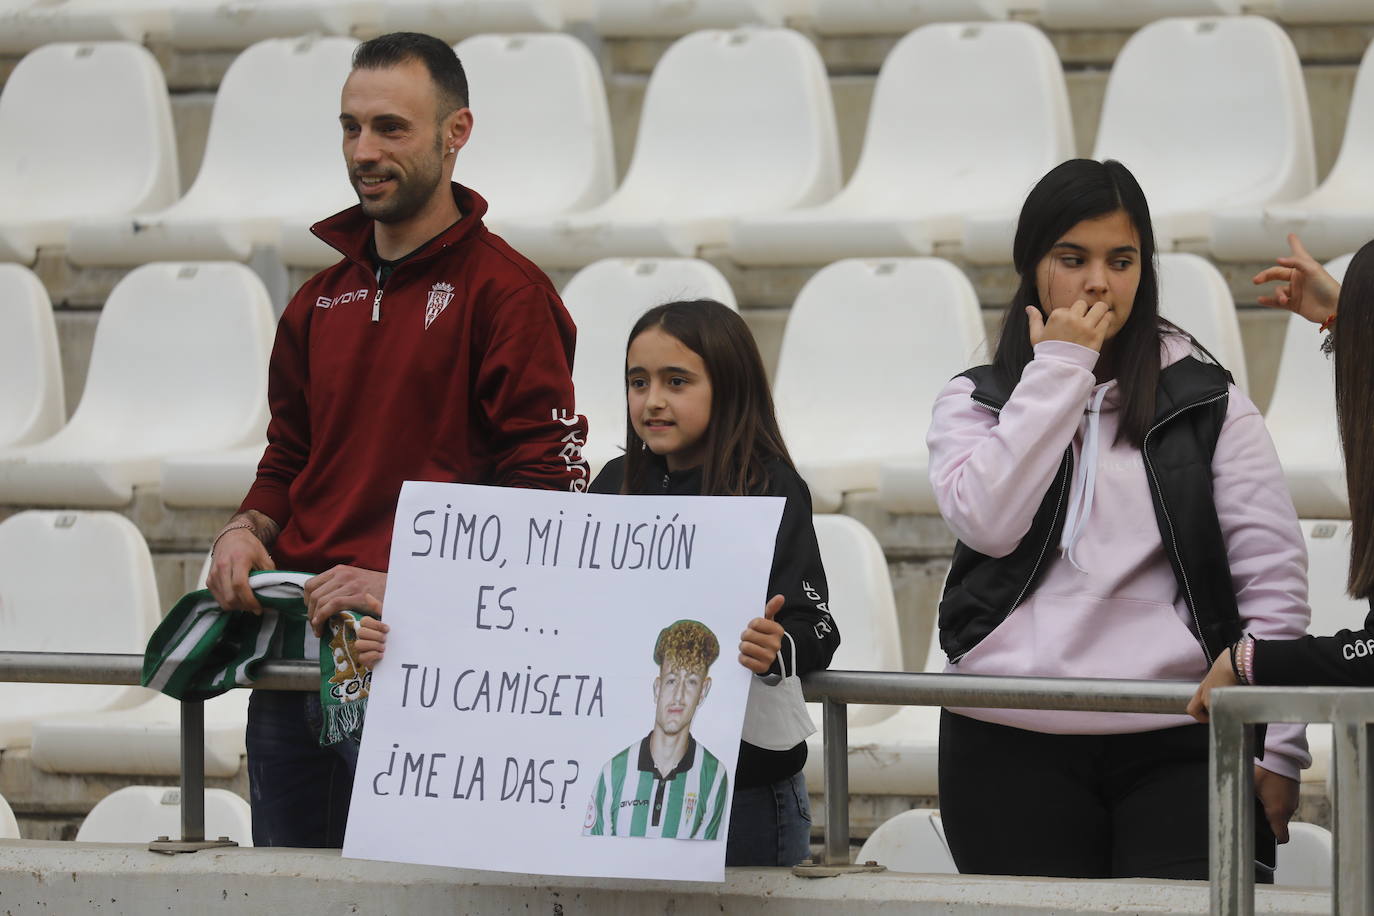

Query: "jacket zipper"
left=371, top=286, right=383, bottom=323
left=1141, top=390, right=1230, bottom=665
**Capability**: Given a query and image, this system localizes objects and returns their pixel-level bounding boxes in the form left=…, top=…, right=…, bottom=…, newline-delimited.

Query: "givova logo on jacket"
left=426, top=281, right=455, bottom=329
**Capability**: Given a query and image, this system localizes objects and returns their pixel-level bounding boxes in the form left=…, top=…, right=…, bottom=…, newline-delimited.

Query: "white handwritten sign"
left=343, top=481, right=785, bottom=882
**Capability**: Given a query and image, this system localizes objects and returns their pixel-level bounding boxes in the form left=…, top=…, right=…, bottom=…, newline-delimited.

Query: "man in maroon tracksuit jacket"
left=205, top=32, right=589, bottom=847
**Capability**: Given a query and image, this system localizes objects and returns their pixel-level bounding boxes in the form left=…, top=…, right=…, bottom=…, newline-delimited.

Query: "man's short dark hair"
left=352, top=32, right=469, bottom=115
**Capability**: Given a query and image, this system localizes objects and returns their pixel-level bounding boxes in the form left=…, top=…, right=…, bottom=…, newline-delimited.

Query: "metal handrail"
left=1, top=652, right=1370, bottom=915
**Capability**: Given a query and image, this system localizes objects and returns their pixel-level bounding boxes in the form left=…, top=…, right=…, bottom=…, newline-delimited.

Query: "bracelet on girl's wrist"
left=211, top=521, right=256, bottom=557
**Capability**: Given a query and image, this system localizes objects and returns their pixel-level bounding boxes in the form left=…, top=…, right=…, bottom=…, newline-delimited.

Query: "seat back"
left=812, top=514, right=902, bottom=727
left=0, top=41, right=177, bottom=223
left=560, top=258, right=736, bottom=474
left=0, top=791, right=18, bottom=839
left=178, top=36, right=358, bottom=218
left=774, top=258, right=984, bottom=472
left=453, top=33, right=614, bottom=220
left=1275, top=0, right=1374, bottom=22
left=1275, top=821, right=1333, bottom=888
left=1157, top=252, right=1248, bottom=392
left=170, top=0, right=363, bottom=49
left=856, top=808, right=958, bottom=873
left=612, top=28, right=839, bottom=218
left=51, top=262, right=275, bottom=456
left=838, top=21, right=1070, bottom=213
left=1092, top=17, right=1313, bottom=223
left=1309, top=39, right=1374, bottom=200
left=0, top=264, right=64, bottom=447
left=375, top=0, right=563, bottom=41
left=76, top=786, right=253, bottom=845
left=0, top=511, right=160, bottom=746
left=1302, top=520, right=1365, bottom=639
left=1265, top=254, right=1353, bottom=517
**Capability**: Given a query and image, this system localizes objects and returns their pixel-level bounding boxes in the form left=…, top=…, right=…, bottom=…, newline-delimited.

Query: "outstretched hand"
left=739, top=595, right=786, bottom=675
left=1252, top=233, right=1340, bottom=326
left=1027, top=299, right=1111, bottom=353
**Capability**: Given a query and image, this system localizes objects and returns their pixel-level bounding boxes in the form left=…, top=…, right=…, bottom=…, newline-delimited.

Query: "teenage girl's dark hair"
left=621, top=300, right=794, bottom=496
left=992, top=158, right=1164, bottom=448
left=1334, top=239, right=1374, bottom=599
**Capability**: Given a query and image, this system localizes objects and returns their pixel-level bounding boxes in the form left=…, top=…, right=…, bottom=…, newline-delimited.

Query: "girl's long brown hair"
left=621, top=300, right=794, bottom=496
left=1334, top=239, right=1374, bottom=599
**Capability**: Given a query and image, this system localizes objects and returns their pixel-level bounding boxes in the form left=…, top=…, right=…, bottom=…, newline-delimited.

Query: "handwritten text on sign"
left=343, top=481, right=784, bottom=882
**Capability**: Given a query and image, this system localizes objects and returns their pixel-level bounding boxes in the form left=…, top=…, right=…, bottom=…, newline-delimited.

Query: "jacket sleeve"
left=927, top=341, right=1097, bottom=557
left=1253, top=603, right=1374, bottom=686
left=763, top=466, right=840, bottom=679
left=238, top=288, right=313, bottom=527
left=474, top=284, right=591, bottom=492
left=1210, top=385, right=1312, bottom=778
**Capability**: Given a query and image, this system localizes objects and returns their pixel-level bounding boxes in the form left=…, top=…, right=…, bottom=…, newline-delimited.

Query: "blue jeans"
left=725, top=771, right=813, bottom=866
left=245, top=689, right=360, bottom=848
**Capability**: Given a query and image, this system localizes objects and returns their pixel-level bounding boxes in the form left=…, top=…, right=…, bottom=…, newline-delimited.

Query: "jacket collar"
left=310, top=182, right=489, bottom=268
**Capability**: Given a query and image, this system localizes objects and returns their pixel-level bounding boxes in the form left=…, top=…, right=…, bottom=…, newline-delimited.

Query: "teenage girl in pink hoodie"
left=926, top=159, right=1310, bottom=880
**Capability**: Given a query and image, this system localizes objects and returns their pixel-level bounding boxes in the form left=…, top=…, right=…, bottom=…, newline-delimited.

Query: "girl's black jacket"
left=1255, top=602, right=1374, bottom=685
left=591, top=454, right=840, bottom=787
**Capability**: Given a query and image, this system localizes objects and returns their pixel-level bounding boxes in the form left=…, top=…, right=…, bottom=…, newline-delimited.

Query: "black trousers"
left=937, top=710, right=1276, bottom=880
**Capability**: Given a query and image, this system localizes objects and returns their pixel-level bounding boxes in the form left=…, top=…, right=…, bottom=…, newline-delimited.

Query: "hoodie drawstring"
left=1060, top=384, right=1112, bottom=572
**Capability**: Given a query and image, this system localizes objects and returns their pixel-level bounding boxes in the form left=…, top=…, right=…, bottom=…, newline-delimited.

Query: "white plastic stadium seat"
left=731, top=22, right=1071, bottom=267
left=160, top=444, right=265, bottom=508
left=855, top=809, right=958, bottom=873
left=76, top=786, right=253, bottom=845
left=1156, top=252, right=1249, bottom=393
left=69, top=37, right=359, bottom=267
left=1275, top=822, right=1333, bottom=888
left=0, top=42, right=178, bottom=264
left=1265, top=254, right=1353, bottom=519
left=772, top=259, right=983, bottom=513
left=370, top=0, right=561, bottom=42
left=1210, top=39, right=1374, bottom=262
left=811, top=1, right=1012, bottom=35
left=169, top=0, right=373, bottom=49
left=808, top=515, right=903, bottom=730
left=455, top=34, right=615, bottom=227
left=0, top=511, right=160, bottom=749
left=802, top=584, right=945, bottom=795
left=1038, top=0, right=1241, bottom=28
left=594, top=0, right=804, bottom=36
left=0, top=0, right=170, bottom=53
left=0, top=265, right=65, bottom=449
left=0, top=263, right=275, bottom=507
left=559, top=259, right=736, bottom=478
left=500, top=28, right=840, bottom=269
left=32, top=691, right=248, bottom=778
left=1090, top=17, right=1314, bottom=251
left=0, top=792, right=19, bottom=839
left=1274, top=0, right=1374, bottom=23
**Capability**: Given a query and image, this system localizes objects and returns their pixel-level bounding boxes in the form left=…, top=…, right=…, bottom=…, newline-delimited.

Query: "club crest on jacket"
left=425, top=281, right=455, bottom=329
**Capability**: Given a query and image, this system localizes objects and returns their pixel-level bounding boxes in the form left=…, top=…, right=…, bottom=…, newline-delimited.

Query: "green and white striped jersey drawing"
left=581, top=734, right=729, bottom=840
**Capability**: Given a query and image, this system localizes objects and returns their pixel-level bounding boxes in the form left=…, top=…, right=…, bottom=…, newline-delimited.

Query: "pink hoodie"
left=927, top=335, right=1311, bottom=779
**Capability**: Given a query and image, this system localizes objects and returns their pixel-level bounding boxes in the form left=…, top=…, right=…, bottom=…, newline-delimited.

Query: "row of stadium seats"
left=1, top=0, right=1370, bottom=53
left=0, top=784, right=252, bottom=845
left=0, top=251, right=1350, bottom=516
left=0, top=508, right=1360, bottom=820
left=3, top=18, right=1372, bottom=270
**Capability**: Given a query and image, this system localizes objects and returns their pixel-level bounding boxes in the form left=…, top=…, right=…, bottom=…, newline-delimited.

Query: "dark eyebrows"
left=625, top=365, right=696, bottom=377
left=1051, top=242, right=1139, bottom=255
left=338, top=112, right=413, bottom=127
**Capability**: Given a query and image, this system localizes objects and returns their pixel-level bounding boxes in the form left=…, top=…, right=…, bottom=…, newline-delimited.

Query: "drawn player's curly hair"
left=652, top=619, right=719, bottom=675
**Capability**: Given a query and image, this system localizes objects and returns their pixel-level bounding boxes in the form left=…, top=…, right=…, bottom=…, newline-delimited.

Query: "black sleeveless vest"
left=939, top=355, right=1240, bottom=665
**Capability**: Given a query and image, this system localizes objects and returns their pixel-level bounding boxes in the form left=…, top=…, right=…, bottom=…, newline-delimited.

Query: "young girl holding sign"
left=926, top=158, right=1310, bottom=880
left=359, top=299, right=840, bottom=867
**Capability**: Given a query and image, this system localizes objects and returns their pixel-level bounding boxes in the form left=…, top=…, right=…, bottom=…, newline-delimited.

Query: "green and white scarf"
left=141, top=570, right=371, bottom=746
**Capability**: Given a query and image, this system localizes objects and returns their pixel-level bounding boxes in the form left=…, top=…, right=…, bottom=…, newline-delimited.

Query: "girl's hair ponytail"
left=621, top=300, right=793, bottom=496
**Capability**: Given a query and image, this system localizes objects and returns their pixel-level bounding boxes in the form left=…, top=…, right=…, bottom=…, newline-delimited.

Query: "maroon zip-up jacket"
left=239, top=183, right=589, bottom=574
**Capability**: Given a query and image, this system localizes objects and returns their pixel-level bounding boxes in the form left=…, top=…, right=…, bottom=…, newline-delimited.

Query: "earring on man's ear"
left=448, top=147, right=456, bottom=154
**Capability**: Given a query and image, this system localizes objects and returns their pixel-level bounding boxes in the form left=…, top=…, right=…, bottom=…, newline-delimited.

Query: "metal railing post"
left=1209, top=692, right=1255, bottom=916
left=822, top=697, right=849, bottom=866
left=1332, top=700, right=1374, bottom=915
left=180, top=699, right=206, bottom=843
